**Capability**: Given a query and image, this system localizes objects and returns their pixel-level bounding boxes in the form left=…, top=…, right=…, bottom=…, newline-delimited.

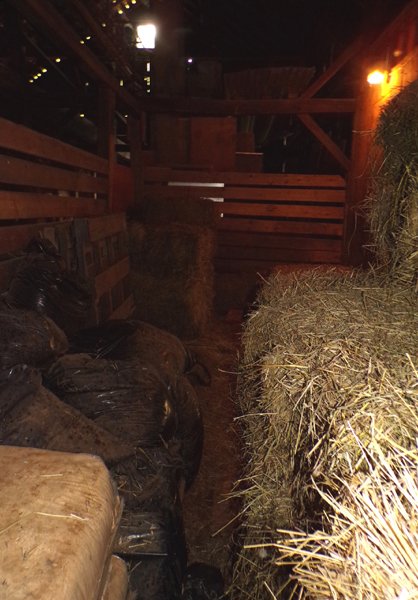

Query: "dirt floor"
left=183, top=314, right=243, bottom=585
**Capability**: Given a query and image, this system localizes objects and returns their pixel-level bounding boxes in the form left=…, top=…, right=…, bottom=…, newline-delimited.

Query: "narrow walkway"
left=183, top=316, right=242, bottom=581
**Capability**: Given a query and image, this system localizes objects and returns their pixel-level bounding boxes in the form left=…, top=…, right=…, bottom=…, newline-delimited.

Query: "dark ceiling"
left=182, top=0, right=412, bottom=68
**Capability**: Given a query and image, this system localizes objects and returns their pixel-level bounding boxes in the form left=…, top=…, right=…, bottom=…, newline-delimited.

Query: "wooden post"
left=127, top=115, right=144, bottom=206
left=97, top=85, right=116, bottom=212
left=343, top=78, right=382, bottom=265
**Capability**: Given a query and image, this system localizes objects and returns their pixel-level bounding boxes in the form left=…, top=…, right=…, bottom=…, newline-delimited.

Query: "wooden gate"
left=144, top=166, right=345, bottom=272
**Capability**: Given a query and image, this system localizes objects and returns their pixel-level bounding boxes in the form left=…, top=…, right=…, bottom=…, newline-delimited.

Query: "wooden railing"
left=0, top=117, right=108, bottom=221
left=144, top=166, right=346, bottom=272
left=0, top=118, right=134, bottom=323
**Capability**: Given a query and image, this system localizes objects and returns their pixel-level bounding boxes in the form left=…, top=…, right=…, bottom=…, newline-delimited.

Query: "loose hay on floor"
left=231, top=267, right=418, bottom=599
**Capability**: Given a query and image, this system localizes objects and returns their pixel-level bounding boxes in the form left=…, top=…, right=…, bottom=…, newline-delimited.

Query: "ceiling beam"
left=12, top=0, right=141, bottom=116
left=69, top=0, right=134, bottom=82
left=136, top=96, right=356, bottom=116
left=301, top=34, right=368, bottom=99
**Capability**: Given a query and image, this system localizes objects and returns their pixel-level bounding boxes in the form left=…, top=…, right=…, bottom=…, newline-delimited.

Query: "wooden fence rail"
left=0, top=118, right=134, bottom=324
left=144, top=166, right=346, bottom=272
left=0, top=117, right=108, bottom=221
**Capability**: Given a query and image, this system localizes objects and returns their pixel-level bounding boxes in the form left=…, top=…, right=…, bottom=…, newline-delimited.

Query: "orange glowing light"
left=367, top=69, right=386, bottom=85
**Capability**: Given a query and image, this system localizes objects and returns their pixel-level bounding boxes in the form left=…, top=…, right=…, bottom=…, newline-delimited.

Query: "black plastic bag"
left=112, top=447, right=187, bottom=600
left=0, top=384, right=135, bottom=466
left=0, top=364, right=41, bottom=418
left=69, top=319, right=211, bottom=385
left=45, top=354, right=177, bottom=447
left=5, top=248, right=92, bottom=337
left=0, top=307, right=68, bottom=369
left=182, top=563, right=225, bottom=600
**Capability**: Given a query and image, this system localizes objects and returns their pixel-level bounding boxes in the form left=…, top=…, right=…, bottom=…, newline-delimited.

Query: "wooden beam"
left=0, top=155, right=108, bottom=193
left=215, top=202, right=344, bottom=220
left=0, top=191, right=106, bottom=219
left=69, top=0, right=134, bottom=82
left=216, top=246, right=342, bottom=264
left=218, top=218, right=344, bottom=237
left=109, top=294, right=135, bottom=320
left=302, top=34, right=368, bottom=98
left=136, top=96, right=356, bottom=116
left=0, top=117, right=108, bottom=173
left=88, top=213, right=127, bottom=242
left=143, top=184, right=346, bottom=203
left=128, top=116, right=145, bottom=205
left=144, top=167, right=346, bottom=188
left=95, top=256, right=130, bottom=298
left=297, top=113, right=351, bottom=171
left=14, top=0, right=141, bottom=115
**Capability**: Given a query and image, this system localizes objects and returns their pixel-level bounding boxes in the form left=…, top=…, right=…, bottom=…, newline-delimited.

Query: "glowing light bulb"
left=367, top=69, right=386, bottom=85
left=55, top=57, right=61, bottom=63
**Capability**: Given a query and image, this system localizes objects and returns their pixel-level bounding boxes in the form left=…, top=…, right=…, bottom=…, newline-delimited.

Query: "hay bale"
left=231, top=267, right=418, bottom=599
left=129, top=196, right=217, bottom=228
left=129, top=222, right=215, bottom=339
left=366, top=80, right=418, bottom=289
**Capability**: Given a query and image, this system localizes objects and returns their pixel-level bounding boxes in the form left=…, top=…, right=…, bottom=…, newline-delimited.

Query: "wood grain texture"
left=0, top=117, right=108, bottom=173
left=0, top=191, right=106, bottom=219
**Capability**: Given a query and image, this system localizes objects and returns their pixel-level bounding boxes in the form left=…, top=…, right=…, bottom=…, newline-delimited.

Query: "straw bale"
left=366, top=80, right=418, bottom=289
left=129, top=196, right=217, bottom=228
left=129, top=222, right=215, bottom=339
left=231, top=267, right=418, bottom=599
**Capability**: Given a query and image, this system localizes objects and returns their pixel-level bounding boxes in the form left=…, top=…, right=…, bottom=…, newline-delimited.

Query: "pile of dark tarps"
left=0, top=240, right=225, bottom=600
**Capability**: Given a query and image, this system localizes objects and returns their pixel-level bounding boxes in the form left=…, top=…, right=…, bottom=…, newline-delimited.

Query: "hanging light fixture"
left=367, top=69, right=387, bottom=85
left=136, top=23, right=156, bottom=49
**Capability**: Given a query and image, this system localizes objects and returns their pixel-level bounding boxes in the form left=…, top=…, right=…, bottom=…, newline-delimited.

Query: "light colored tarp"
left=101, top=556, right=129, bottom=600
left=0, top=446, right=122, bottom=600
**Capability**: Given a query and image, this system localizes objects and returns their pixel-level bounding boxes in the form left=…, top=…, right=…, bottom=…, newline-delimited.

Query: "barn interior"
left=0, top=1, right=417, bottom=599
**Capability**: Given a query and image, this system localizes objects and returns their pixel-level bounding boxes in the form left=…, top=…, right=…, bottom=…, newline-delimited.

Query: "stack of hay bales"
left=231, top=75, right=418, bottom=600
left=232, top=268, right=418, bottom=598
left=128, top=196, right=216, bottom=339
left=366, top=79, right=418, bottom=290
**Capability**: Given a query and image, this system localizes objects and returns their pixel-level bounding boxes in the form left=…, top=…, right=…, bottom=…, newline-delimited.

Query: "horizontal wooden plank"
left=138, top=95, right=356, bottom=116
left=144, top=167, right=346, bottom=188
left=215, top=251, right=341, bottom=272
left=88, top=213, right=127, bottom=242
left=217, top=231, right=342, bottom=252
left=0, top=221, right=71, bottom=256
left=109, top=294, right=135, bottom=320
left=143, top=184, right=346, bottom=203
left=95, top=256, right=130, bottom=298
left=0, top=191, right=106, bottom=219
left=216, top=202, right=344, bottom=220
left=0, top=155, right=108, bottom=194
left=0, top=117, right=108, bottom=174
left=218, top=217, right=344, bottom=237
left=215, top=244, right=341, bottom=263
